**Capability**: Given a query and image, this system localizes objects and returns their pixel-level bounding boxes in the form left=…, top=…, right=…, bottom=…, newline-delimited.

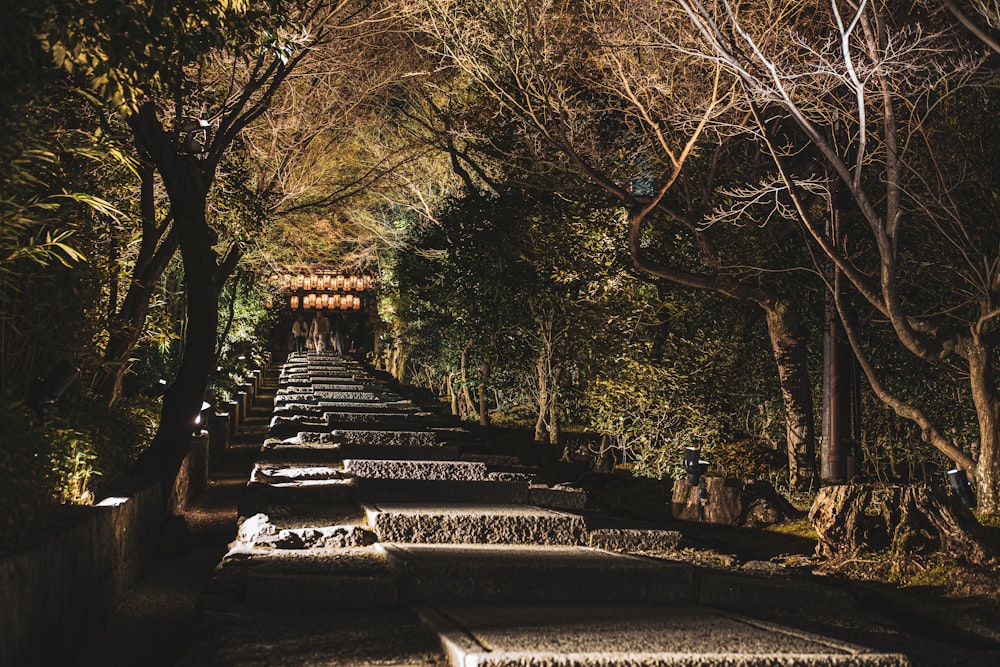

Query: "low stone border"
left=0, top=484, right=165, bottom=667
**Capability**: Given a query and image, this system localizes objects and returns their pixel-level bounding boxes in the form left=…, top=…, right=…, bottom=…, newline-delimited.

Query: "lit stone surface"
left=527, top=484, right=587, bottom=511
left=416, top=605, right=910, bottom=667
left=325, top=411, right=414, bottom=423
left=356, top=478, right=530, bottom=504
left=587, top=528, right=683, bottom=552
left=366, top=503, right=586, bottom=545
left=345, top=459, right=490, bottom=481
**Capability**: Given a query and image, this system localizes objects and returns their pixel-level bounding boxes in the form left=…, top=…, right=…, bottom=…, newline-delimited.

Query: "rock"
left=671, top=477, right=798, bottom=526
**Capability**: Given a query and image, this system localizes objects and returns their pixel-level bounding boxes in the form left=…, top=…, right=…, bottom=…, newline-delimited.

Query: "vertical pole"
left=822, top=181, right=857, bottom=483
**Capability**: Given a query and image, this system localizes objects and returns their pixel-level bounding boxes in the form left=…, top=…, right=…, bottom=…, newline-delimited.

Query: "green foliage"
left=0, top=392, right=156, bottom=549
left=37, top=0, right=293, bottom=112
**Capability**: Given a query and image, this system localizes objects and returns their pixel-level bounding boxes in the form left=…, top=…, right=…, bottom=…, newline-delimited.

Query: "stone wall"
left=0, top=484, right=165, bottom=667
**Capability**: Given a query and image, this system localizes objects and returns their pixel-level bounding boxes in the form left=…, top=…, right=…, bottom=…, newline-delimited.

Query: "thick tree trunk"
left=763, top=298, right=817, bottom=491
left=967, top=341, right=1000, bottom=513
left=809, top=484, right=996, bottom=572
left=135, top=160, right=237, bottom=495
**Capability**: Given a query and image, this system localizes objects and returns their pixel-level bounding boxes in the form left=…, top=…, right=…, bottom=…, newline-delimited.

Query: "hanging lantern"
left=335, top=274, right=345, bottom=290
left=331, top=294, right=341, bottom=308
left=320, top=294, right=330, bottom=308
left=290, top=295, right=299, bottom=309
left=322, top=274, right=331, bottom=289
left=293, top=274, right=304, bottom=289
left=282, top=274, right=291, bottom=288
left=352, top=295, right=361, bottom=310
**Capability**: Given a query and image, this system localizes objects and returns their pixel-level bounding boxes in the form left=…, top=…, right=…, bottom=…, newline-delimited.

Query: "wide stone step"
left=206, top=545, right=397, bottom=609
left=356, top=478, right=530, bottom=504
left=344, top=459, right=492, bottom=481
left=381, top=543, right=696, bottom=604
left=365, top=503, right=587, bottom=545
left=239, top=478, right=356, bottom=513
left=416, top=605, right=909, bottom=667
left=260, top=438, right=461, bottom=463
left=325, top=411, right=416, bottom=424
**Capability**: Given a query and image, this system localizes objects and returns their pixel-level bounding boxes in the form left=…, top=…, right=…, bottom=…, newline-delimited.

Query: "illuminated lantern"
left=336, top=274, right=345, bottom=290
left=282, top=274, right=292, bottom=288
left=322, top=274, right=331, bottom=289
left=332, top=294, right=342, bottom=308
left=290, top=295, right=299, bottom=309
left=294, top=274, right=304, bottom=289
left=353, top=296, right=361, bottom=310
left=320, top=294, right=330, bottom=308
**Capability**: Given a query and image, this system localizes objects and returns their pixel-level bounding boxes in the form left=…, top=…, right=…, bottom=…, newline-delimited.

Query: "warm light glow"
left=353, top=295, right=361, bottom=310
left=332, top=294, right=342, bottom=308
left=290, top=295, right=299, bottom=309
left=97, top=496, right=130, bottom=507
left=336, top=274, right=345, bottom=290
left=282, top=274, right=291, bottom=288
left=294, top=274, right=304, bottom=289
left=320, top=293, right=330, bottom=308
left=322, top=274, right=331, bottom=289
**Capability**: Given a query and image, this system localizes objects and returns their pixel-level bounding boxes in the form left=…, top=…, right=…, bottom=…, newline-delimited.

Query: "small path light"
left=683, top=446, right=710, bottom=523
left=946, top=468, right=977, bottom=510
left=28, top=359, right=79, bottom=419
left=178, top=117, right=211, bottom=156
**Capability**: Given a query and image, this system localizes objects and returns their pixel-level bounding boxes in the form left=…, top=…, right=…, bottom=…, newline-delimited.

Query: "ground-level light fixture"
left=29, top=359, right=79, bottom=419
left=178, top=118, right=211, bottom=156
left=947, top=468, right=977, bottom=509
left=683, top=447, right=710, bottom=523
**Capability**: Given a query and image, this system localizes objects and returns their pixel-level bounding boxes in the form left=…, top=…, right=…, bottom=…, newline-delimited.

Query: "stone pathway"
left=174, top=354, right=990, bottom=666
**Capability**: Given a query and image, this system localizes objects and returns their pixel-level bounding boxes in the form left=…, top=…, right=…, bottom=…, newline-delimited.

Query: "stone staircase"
left=181, top=353, right=913, bottom=666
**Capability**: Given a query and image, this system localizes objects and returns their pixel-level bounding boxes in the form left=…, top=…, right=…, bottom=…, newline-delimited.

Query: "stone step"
left=415, top=605, right=909, bottom=667
left=365, top=503, right=587, bottom=545
left=205, top=545, right=397, bottom=609
left=356, top=478, right=530, bottom=504
left=272, top=402, right=415, bottom=416
left=303, top=429, right=439, bottom=447
left=239, top=478, right=356, bottom=514
left=344, top=459, right=493, bottom=481
left=381, top=543, right=696, bottom=604
left=324, top=411, right=416, bottom=424
left=260, top=438, right=461, bottom=464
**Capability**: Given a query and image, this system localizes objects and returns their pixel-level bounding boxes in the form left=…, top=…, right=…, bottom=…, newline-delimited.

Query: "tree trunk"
left=459, top=340, right=479, bottom=421
left=547, top=365, right=562, bottom=445
left=448, top=372, right=459, bottom=416
left=967, top=340, right=1000, bottom=513
left=763, top=298, right=817, bottom=491
left=98, top=163, right=178, bottom=407
left=135, top=159, right=237, bottom=495
left=534, top=353, right=550, bottom=443
left=809, top=484, right=996, bottom=572
left=478, top=359, right=490, bottom=426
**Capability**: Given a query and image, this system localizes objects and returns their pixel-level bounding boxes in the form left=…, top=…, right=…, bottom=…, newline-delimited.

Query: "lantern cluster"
left=270, top=270, right=372, bottom=311
left=289, top=293, right=362, bottom=310
left=271, top=273, right=371, bottom=292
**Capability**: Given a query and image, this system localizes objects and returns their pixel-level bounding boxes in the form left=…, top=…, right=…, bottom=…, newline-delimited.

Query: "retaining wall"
left=0, top=484, right=165, bottom=667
